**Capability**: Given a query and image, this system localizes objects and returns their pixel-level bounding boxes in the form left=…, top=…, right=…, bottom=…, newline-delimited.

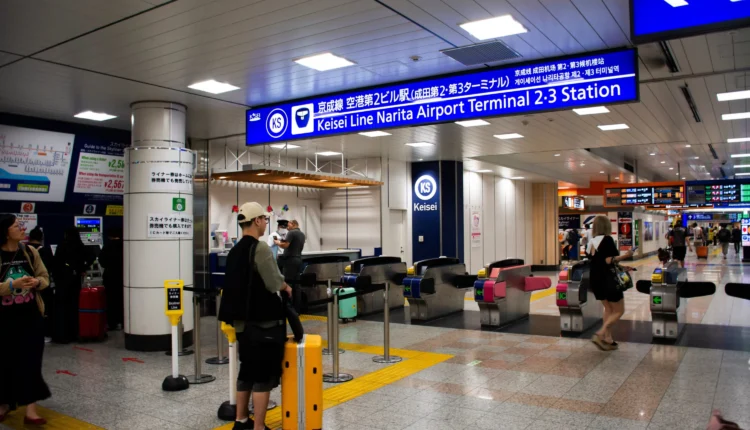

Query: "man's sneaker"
left=232, top=418, right=254, bottom=430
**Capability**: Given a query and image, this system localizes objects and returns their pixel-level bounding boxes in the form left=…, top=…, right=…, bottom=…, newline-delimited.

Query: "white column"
left=124, top=102, right=195, bottom=351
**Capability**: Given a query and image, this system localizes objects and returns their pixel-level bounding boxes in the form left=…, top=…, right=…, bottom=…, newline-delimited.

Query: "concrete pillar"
left=124, top=102, right=195, bottom=351
left=531, top=183, right=559, bottom=269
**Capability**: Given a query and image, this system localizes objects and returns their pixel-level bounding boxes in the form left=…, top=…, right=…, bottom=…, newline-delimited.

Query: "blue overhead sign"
left=631, top=0, right=750, bottom=44
left=246, top=48, right=639, bottom=146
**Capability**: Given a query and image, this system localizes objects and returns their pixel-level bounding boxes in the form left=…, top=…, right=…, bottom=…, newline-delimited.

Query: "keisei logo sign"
left=266, top=108, right=288, bottom=139
left=414, top=174, right=438, bottom=212
left=292, top=103, right=314, bottom=135
left=248, top=112, right=261, bottom=122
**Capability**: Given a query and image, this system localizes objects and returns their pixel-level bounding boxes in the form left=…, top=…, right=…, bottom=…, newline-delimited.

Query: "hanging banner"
left=73, top=152, right=125, bottom=195
left=147, top=213, right=193, bottom=239
left=0, top=125, right=74, bottom=202
left=618, top=211, right=633, bottom=251
left=15, top=213, right=38, bottom=242
left=149, top=164, right=193, bottom=192
left=470, top=209, right=482, bottom=248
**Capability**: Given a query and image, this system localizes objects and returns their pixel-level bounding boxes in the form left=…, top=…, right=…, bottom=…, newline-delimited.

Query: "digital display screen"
left=686, top=180, right=750, bottom=207
left=605, top=187, right=652, bottom=206
left=246, top=48, right=639, bottom=145
left=562, top=196, right=585, bottom=210
left=631, top=0, right=750, bottom=44
left=75, top=217, right=101, bottom=233
left=653, top=186, right=684, bottom=205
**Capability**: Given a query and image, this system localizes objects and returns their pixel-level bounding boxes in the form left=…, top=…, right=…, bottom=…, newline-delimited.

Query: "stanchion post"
left=162, top=280, right=189, bottom=391
left=206, top=294, right=229, bottom=365
left=322, top=279, right=344, bottom=356
left=373, top=282, right=402, bottom=364
left=217, top=322, right=238, bottom=421
left=186, top=293, right=216, bottom=384
left=323, top=288, right=353, bottom=383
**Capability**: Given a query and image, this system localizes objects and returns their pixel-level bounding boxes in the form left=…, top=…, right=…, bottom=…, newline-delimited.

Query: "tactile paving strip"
left=1, top=406, right=104, bottom=429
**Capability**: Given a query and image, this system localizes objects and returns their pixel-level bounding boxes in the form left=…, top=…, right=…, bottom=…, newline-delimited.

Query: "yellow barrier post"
left=217, top=322, right=238, bottom=421
left=162, top=280, right=189, bottom=391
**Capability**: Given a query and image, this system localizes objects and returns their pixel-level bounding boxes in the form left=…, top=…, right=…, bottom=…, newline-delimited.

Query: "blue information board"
left=246, top=48, right=638, bottom=146
left=631, top=0, right=750, bottom=44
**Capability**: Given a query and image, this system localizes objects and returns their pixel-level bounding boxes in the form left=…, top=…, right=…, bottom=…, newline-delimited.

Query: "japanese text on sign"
left=147, top=213, right=193, bottom=239
left=167, top=287, right=181, bottom=311
left=149, top=164, right=193, bottom=192
left=74, top=152, right=125, bottom=195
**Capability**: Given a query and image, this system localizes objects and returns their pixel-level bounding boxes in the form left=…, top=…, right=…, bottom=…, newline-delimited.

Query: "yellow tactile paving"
left=212, top=341, right=452, bottom=430
left=1, top=406, right=104, bottom=430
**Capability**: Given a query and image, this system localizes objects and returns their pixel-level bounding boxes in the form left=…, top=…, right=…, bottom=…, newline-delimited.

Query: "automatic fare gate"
left=342, top=257, right=407, bottom=315
left=556, top=261, right=602, bottom=333
left=635, top=261, right=715, bottom=340
left=401, top=257, right=477, bottom=321
left=299, top=255, right=350, bottom=310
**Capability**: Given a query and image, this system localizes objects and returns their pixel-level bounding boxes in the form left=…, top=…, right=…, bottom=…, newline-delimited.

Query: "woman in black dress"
left=587, top=215, right=633, bottom=351
left=0, top=214, right=51, bottom=424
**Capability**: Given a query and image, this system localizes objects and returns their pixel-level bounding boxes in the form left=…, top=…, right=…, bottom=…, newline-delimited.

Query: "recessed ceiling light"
left=694, top=156, right=699, bottom=159
left=573, top=106, right=610, bottom=116
left=316, top=151, right=342, bottom=156
left=664, top=0, right=688, bottom=6
left=405, top=142, right=434, bottom=147
left=669, top=167, right=674, bottom=170
left=685, top=144, right=691, bottom=148
left=358, top=131, right=392, bottom=137
left=717, top=90, right=750, bottom=102
left=598, top=124, right=629, bottom=131
left=494, top=133, right=524, bottom=140
left=650, top=153, right=656, bottom=156
left=600, top=171, right=605, bottom=174
left=682, top=177, right=686, bottom=180
left=723, top=112, right=750, bottom=121
left=731, top=154, right=750, bottom=158
left=476, top=170, right=492, bottom=173
left=554, top=154, right=561, bottom=157
left=459, top=15, right=528, bottom=40
left=661, top=161, right=666, bottom=164
left=736, top=172, right=750, bottom=176
left=675, top=173, right=679, bottom=176
left=580, top=163, right=585, bottom=167
left=728, top=137, right=750, bottom=143
left=418, top=158, right=424, bottom=161
left=257, top=173, right=267, bottom=176
left=218, top=176, right=227, bottom=179
left=74, top=111, right=116, bottom=121
left=295, top=53, right=354, bottom=71
left=455, top=119, right=490, bottom=127
left=270, top=144, right=300, bottom=149
left=188, top=79, right=240, bottom=94
left=511, top=176, right=525, bottom=180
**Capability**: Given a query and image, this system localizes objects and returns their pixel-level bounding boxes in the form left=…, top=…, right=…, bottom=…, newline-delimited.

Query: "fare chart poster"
left=73, top=142, right=126, bottom=197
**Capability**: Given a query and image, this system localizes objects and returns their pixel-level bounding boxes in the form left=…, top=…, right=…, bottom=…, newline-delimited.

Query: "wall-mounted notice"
left=0, top=125, right=74, bottom=202
left=74, top=153, right=125, bottom=195
left=149, top=164, right=193, bottom=192
left=15, top=213, right=37, bottom=242
left=470, top=209, right=482, bottom=248
left=618, top=211, right=633, bottom=251
left=147, top=213, right=193, bottom=239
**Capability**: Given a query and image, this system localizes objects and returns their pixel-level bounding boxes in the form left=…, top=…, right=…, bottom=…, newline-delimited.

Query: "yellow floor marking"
left=213, top=341, right=452, bottom=430
left=2, top=405, right=104, bottom=430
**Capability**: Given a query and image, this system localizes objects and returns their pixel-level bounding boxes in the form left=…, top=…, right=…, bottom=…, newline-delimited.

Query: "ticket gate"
left=473, top=259, right=552, bottom=327
left=341, top=256, right=406, bottom=315
left=635, top=261, right=715, bottom=340
left=556, top=261, right=602, bottom=333
left=299, top=255, right=350, bottom=310
left=401, top=257, right=476, bottom=321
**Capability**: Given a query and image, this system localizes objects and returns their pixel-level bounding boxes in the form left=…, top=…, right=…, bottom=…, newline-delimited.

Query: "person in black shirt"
left=219, top=202, right=292, bottom=430
left=732, top=225, right=742, bottom=256
left=52, top=227, right=94, bottom=343
left=587, top=216, right=633, bottom=351
left=275, top=219, right=305, bottom=311
left=99, top=227, right=124, bottom=330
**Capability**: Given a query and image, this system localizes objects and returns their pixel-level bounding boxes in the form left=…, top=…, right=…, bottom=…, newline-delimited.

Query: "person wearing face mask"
left=266, top=220, right=288, bottom=261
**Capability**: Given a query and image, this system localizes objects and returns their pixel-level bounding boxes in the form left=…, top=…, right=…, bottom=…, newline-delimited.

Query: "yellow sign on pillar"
left=164, top=280, right=184, bottom=326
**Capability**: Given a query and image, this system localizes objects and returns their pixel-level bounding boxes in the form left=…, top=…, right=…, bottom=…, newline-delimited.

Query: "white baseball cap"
left=237, top=202, right=270, bottom=224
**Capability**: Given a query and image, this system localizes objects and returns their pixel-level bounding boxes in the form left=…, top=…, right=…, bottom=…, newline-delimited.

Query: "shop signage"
left=559, top=215, right=581, bottom=230
left=147, top=213, right=193, bottom=238
left=631, top=0, right=750, bottom=44
left=412, top=163, right=441, bottom=262
left=246, top=48, right=639, bottom=145
left=742, top=219, right=750, bottom=247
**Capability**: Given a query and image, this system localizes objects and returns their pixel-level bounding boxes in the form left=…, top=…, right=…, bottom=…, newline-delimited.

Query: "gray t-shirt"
left=284, top=229, right=306, bottom=258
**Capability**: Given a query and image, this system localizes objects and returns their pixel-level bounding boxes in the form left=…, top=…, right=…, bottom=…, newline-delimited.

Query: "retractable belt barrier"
left=162, top=280, right=189, bottom=392
left=181, top=286, right=217, bottom=385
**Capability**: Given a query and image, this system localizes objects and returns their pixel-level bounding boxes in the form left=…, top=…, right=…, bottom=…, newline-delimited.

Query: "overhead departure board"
left=653, top=185, right=684, bottom=206
left=604, top=184, right=684, bottom=207
left=687, top=180, right=750, bottom=207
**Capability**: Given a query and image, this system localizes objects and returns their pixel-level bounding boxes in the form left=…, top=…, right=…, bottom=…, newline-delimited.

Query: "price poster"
left=74, top=152, right=125, bottom=195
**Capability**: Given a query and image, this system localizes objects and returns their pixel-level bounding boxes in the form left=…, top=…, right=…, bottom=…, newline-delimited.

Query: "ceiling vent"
left=441, top=40, right=521, bottom=66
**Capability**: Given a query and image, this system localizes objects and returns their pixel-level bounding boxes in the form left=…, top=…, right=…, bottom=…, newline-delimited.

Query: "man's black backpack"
left=568, top=229, right=579, bottom=244
left=718, top=228, right=731, bottom=242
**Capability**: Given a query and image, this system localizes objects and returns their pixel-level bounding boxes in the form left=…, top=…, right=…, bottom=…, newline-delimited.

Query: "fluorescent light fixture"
left=257, top=173, right=267, bottom=176
left=597, top=124, right=629, bottom=131
left=735, top=164, right=750, bottom=168
left=675, top=173, right=679, bottom=176
left=723, top=112, right=750, bottom=121
left=664, top=0, right=688, bottom=6
left=270, top=144, right=300, bottom=149
left=218, top=176, right=227, bottom=180
left=476, top=170, right=492, bottom=173
left=686, top=144, right=691, bottom=148
left=74, top=111, right=116, bottom=121
left=316, top=151, right=341, bottom=156
left=405, top=142, right=434, bottom=147
left=728, top=137, right=750, bottom=143
left=682, top=177, right=686, bottom=180
left=573, top=106, right=610, bottom=116
left=717, top=90, right=750, bottom=101
left=736, top=172, right=750, bottom=176
left=554, top=154, right=561, bottom=157
left=494, top=133, right=524, bottom=140
left=731, top=153, right=750, bottom=158
left=345, top=182, right=354, bottom=185
left=358, top=131, right=392, bottom=137
left=294, top=53, right=354, bottom=71
left=455, top=119, right=490, bottom=127
left=661, top=161, right=666, bottom=164
left=669, top=167, right=674, bottom=170
left=650, top=153, right=656, bottom=156
left=511, top=176, right=525, bottom=180
left=600, top=171, right=605, bottom=174
left=460, top=15, right=528, bottom=40
left=694, top=156, right=700, bottom=159
left=187, top=79, right=240, bottom=94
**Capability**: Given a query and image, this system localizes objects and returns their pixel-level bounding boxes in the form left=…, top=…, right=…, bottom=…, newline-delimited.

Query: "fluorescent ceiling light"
left=270, top=144, right=300, bottom=149
left=358, top=131, right=392, bottom=137
left=686, top=144, right=691, bottom=148
left=494, top=133, right=524, bottom=140
left=405, top=142, right=434, bottom=147
left=661, top=161, right=666, bottom=164
left=675, top=173, right=679, bottom=176
left=460, top=15, right=528, bottom=40
left=597, top=124, right=629, bottom=131
left=736, top=172, right=750, bottom=176
left=257, top=173, right=267, bottom=176
left=731, top=153, right=750, bottom=158
left=74, top=111, right=116, bottom=121
left=694, top=156, right=700, bottom=159
left=511, top=176, right=525, bottom=180
left=650, top=153, right=656, bottom=156
left=295, top=53, right=354, bottom=71
left=316, top=151, right=341, bottom=156
left=669, top=167, right=674, bottom=170
left=455, top=119, right=490, bottom=127
left=682, top=177, right=686, bottom=180
left=728, top=137, right=750, bottom=143
left=554, top=154, right=561, bottom=157
left=218, top=176, right=227, bottom=179
left=735, top=164, right=750, bottom=168
left=600, top=171, right=605, bottom=174
left=664, top=0, right=688, bottom=6
left=723, top=112, right=750, bottom=121
left=717, top=90, right=750, bottom=101
left=573, top=106, right=610, bottom=116
left=187, top=79, right=240, bottom=94
left=476, top=170, right=492, bottom=173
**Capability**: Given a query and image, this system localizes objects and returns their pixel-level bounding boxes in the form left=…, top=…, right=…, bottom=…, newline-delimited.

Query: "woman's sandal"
left=591, top=334, right=609, bottom=351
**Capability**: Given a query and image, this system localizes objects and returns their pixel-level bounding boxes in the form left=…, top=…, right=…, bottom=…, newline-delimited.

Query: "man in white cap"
left=218, top=202, right=292, bottom=430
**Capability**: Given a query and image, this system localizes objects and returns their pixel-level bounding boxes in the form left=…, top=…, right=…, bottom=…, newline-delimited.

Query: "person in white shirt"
left=266, top=220, right=288, bottom=261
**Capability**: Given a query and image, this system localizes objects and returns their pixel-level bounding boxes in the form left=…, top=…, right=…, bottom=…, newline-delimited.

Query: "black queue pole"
left=183, top=287, right=216, bottom=384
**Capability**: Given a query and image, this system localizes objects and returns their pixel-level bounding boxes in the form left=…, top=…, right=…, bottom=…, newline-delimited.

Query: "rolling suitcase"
left=79, top=284, right=107, bottom=341
left=282, top=334, right=323, bottom=430
left=696, top=245, right=709, bottom=259
left=336, top=287, right=357, bottom=322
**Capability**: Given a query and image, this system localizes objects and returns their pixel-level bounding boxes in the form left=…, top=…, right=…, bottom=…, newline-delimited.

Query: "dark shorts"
left=672, top=246, right=687, bottom=261
left=237, top=325, right=285, bottom=393
left=592, top=285, right=624, bottom=303
left=590, top=270, right=624, bottom=303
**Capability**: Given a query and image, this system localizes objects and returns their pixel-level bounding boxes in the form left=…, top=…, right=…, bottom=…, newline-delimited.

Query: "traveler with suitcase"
left=0, top=214, right=51, bottom=425
left=219, top=202, right=293, bottom=430
left=691, top=223, right=709, bottom=259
